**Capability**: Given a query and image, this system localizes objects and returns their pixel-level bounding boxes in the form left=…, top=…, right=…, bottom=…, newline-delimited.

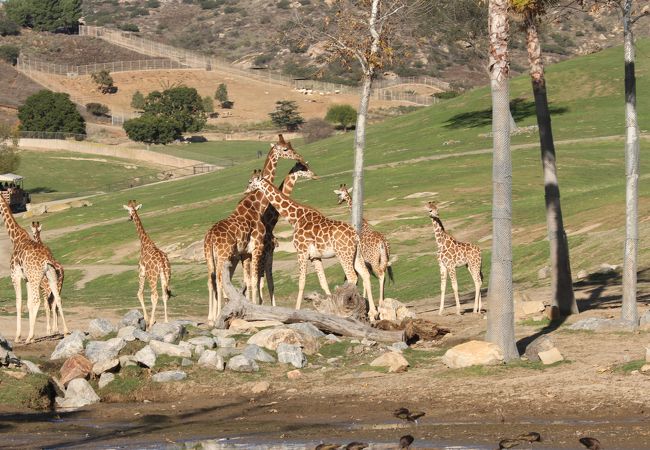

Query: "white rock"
left=287, top=322, right=325, bottom=339
left=521, top=301, right=545, bottom=316
left=119, top=355, right=137, bottom=368
left=194, top=345, right=206, bottom=358
left=98, top=372, right=115, bottom=389
left=149, top=340, right=191, bottom=358
left=243, top=344, right=276, bottom=363
left=441, top=340, right=504, bottom=369
left=377, top=298, right=416, bottom=322
left=188, top=336, right=216, bottom=348
left=133, top=329, right=152, bottom=342
left=370, top=351, right=409, bottom=372
left=276, top=343, right=307, bottom=368
left=92, top=358, right=119, bottom=376
left=88, top=318, right=116, bottom=338
left=150, top=322, right=184, bottom=342
left=250, top=381, right=270, bottom=394
left=227, top=355, right=259, bottom=372
left=135, top=345, right=156, bottom=368
left=119, top=310, right=146, bottom=331
left=248, top=328, right=319, bottom=355
left=20, top=359, right=43, bottom=374
left=51, top=331, right=85, bottom=360
left=152, top=370, right=186, bottom=382
left=198, top=350, right=225, bottom=371
left=117, top=326, right=137, bottom=342
left=215, top=336, right=236, bottom=348
left=84, top=338, right=126, bottom=364
left=57, top=378, right=100, bottom=409
left=391, top=342, right=409, bottom=353
left=645, top=345, right=650, bottom=363
left=538, top=347, right=564, bottom=365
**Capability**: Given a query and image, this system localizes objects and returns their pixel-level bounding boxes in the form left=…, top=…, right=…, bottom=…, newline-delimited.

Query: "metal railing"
left=16, top=56, right=188, bottom=76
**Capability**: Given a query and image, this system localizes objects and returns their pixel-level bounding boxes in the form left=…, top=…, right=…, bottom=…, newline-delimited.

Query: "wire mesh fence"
left=19, top=130, right=87, bottom=140
left=16, top=56, right=187, bottom=76
left=104, top=163, right=218, bottom=192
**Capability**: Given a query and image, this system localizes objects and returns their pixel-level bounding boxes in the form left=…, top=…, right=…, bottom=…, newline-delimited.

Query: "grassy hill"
left=0, top=39, right=648, bottom=319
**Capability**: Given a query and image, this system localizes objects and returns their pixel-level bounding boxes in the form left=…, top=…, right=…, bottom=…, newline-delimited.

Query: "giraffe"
left=245, top=174, right=378, bottom=320
left=204, top=135, right=306, bottom=324
left=249, top=161, right=318, bottom=306
left=0, top=195, right=66, bottom=343
left=333, top=183, right=393, bottom=303
left=123, top=200, right=172, bottom=328
left=425, top=201, right=483, bottom=315
left=30, top=221, right=65, bottom=335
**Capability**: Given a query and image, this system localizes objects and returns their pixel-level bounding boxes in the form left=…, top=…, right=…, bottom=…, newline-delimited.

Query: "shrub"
left=0, top=123, right=20, bottom=173
left=215, top=83, right=228, bottom=103
left=253, top=54, right=273, bottom=67
left=91, top=70, right=115, bottom=94
left=145, top=0, right=161, bottom=7
left=325, top=104, right=357, bottom=131
left=123, top=115, right=180, bottom=145
left=118, top=23, right=140, bottom=32
left=302, top=118, right=333, bottom=143
left=85, top=103, right=110, bottom=117
left=220, top=100, right=234, bottom=109
left=142, top=86, right=206, bottom=133
left=277, top=0, right=291, bottom=9
left=433, top=91, right=460, bottom=100
left=18, top=90, right=85, bottom=135
left=0, top=45, right=20, bottom=65
left=202, top=96, right=214, bottom=113
left=0, top=18, right=20, bottom=36
left=131, top=91, right=145, bottom=111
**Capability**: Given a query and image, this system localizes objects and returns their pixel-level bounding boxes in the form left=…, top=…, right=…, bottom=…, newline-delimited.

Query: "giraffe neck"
left=131, top=212, right=153, bottom=247
left=343, top=192, right=353, bottom=210
left=257, top=179, right=304, bottom=226
left=430, top=217, right=448, bottom=247
left=0, top=194, right=29, bottom=243
left=280, top=173, right=300, bottom=196
left=261, top=151, right=279, bottom=183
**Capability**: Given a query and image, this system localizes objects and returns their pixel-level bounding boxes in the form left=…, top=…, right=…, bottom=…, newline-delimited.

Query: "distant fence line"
left=16, top=56, right=188, bottom=76
left=19, top=130, right=87, bottom=140
left=104, top=163, right=218, bottom=193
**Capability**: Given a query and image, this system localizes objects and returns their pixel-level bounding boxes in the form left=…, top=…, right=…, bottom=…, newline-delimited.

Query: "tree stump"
left=308, top=282, right=368, bottom=322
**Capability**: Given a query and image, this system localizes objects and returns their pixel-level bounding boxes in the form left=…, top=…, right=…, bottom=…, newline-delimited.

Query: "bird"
left=400, top=434, right=415, bottom=448
left=498, top=438, right=522, bottom=449
left=393, top=407, right=426, bottom=423
left=518, top=431, right=541, bottom=443
left=345, top=442, right=368, bottom=450
left=579, top=437, right=602, bottom=450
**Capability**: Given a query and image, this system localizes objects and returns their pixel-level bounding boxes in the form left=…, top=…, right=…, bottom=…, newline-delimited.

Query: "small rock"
left=135, top=345, right=157, bottom=368
left=391, top=342, right=409, bottom=352
left=250, top=381, right=270, bottom=394
left=119, top=355, right=137, bottom=368
left=538, top=347, right=564, bottom=365
left=277, top=343, right=307, bottom=369
left=119, top=310, right=146, bottom=331
left=538, top=266, right=550, bottom=280
left=576, top=269, right=588, bottom=280
left=149, top=340, right=191, bottom=358
left=88, top=318, right=116, bottom=338
left=188, top=336, right=216, bottom=348
left=351, top=339, right=360, bottom=344
left=377, top=298, right=416, bottom=322
left=181, top=358, right=193, bottom=367
left=327, top=357, right=340, bottom=364
left=150, top=322, right=184, bottom=342
left=210, top=328, right=239, bottom=338
left=640, top=364, right=650, bottom=373
left=640, top=311, right=650, bottom=329
left=57, top=378, right=100, bottom=409
left=521, top=301, right=545, bottom=316
left=646, top=345, right=650, bottom=363
left=194, top=345, right=206, bottom=357
left=20, top=360, right=42, bottom=374
left=152, top=370, right=187, bottom=382
left=347, top=345, right=365, bottom=356
left=599, top=263, right=618, bottom=274
left=98, top=372, right=115, bottom=389
left=133, top=328, right=152, bottom=343
left=324, top=334, right=340, bottom=342
left=216, top=347, right=242, bottom=358
left=60, top=354, right=93, bottom=386
left=243, top=344, right=276, bottom=363
left=286, top=369, right=302, bottom=379
left=117, top=326, right=137, bottom=342
left=361, top=338, right=377, bottom=347
left=51, top=331, right=85, bottom=360
left=441, top=340, right=504, bottom=369
left=287, top=322, right=325, bottom=339
left=229, top=319, right=282, bottom=332
left=215, top=336, right=236, bottom=348
left=370, top=351, right=409, bottom=373
left=227, top=355, right=259, bottom=372
left=524, top=335, right=556, bottom=362
left=92, top=358, right=120, bottom=376
left=85, top=338, right=126, bottom=364
left=198, top=350, right=225, bottom=371
left=178, top=341, right=194, bottom=352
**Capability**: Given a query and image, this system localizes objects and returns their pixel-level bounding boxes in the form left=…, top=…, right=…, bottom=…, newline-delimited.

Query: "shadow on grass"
left=27, top=186, right=57, bottom=194
left=444, top=98, right=569, bottom=129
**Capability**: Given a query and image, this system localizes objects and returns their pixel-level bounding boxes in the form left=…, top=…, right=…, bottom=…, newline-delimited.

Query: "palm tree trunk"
left=621, top=0, right=639, bottom=325
left=525, top=14, right=578, bottom=317
left=486, top=0, right=518, bottom=361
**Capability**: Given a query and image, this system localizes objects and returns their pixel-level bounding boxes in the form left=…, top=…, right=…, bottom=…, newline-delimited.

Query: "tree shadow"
left=27, top=186, right=57, bottom=194
left=443, top=98, right=569, bottom=129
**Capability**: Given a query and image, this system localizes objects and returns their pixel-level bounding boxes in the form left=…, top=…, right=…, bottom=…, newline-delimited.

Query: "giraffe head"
left=269, top=135, right=306, bottom=164
left=30, top=221, right=42, bottom=241
left=122, top=199, right=142, bottom=221
left=333, top=183, right=353, bottom=205
left=287, top=161, right=318, bottom=180
left=426, top=201, right=439, bottom=219
left=245, top=170, right=267, bottom=194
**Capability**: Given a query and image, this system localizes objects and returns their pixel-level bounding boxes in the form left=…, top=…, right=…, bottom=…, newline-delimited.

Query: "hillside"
left=0, top=62, right=43, bottom=126
left=0, top=39, right=647, bottom=316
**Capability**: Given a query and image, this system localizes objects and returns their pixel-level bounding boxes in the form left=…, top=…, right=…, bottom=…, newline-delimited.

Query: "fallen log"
left=217, top=261, right=405, bottom=343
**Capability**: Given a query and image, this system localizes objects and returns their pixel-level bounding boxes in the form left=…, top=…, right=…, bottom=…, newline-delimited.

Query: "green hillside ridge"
left=1, top=39, right=648, bottom=316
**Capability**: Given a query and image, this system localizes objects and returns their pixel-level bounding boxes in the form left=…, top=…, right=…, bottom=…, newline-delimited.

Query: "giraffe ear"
left=278, top=134, right=286, bottom=144
left=135, top=204, right=142, bottom=211
left=122, top=205, right=130, bottom=211
left=347, top=187, right=353, bottom=194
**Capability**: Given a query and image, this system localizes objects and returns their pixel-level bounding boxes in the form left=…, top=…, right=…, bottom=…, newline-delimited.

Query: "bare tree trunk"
left=525, top=14, right=578, bottom=317
left=621, top=0, right=639, bottom=325
left=486, top=0, right=518, bottom=361
left=352, top=74, right=373, bottom=235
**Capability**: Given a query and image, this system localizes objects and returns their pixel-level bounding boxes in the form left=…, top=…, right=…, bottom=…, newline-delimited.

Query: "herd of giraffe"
left=2, top=135, right=483, bottom=344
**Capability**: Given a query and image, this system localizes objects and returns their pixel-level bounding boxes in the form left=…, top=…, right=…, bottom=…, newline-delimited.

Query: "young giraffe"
left=426, top=201, right=483, bottom=315
left=245, top=174, right=378, bottom=320
left=123, top=200, right=172, bottom=328
left=0, top=195, right=66, bottom=343
left=204, top=136, right=305, bottom=324
left=246, top=162, right=318, bottom=306
left=30, top=221, right=65, bottom=335
left=333, top=184, right=393, bottom=303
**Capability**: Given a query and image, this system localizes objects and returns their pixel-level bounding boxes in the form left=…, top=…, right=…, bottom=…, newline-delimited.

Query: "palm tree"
left=486, top=0, right=519, bottom=361
left=511, top=0, right=578, bottom=317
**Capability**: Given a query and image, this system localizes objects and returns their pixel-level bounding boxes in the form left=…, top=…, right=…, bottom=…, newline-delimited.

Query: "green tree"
left=143, top=86, right=206, bottom=133
left=325, top=104, right=357, bottom=131
left=123, top=115, right=180, bottom=145
left=0, top=18, right=20, bottom=36
left=130, top=91, right=145, bottom=111
left=215, top=83, right=228, bottom=103
left=5, top=0, right=81, bottom=32
left=85, top=102, right=110, bottom=117
left=0, top=124, right=20, bottom=174
left=0, top=45, right=20, bottom=65
left=91, top=70, right=115, bottom=94
left=269, top=100, right=304, bottom=131
left=202, top=96, right=214, bottom=113
left=18, top=90, right=85, bottom=135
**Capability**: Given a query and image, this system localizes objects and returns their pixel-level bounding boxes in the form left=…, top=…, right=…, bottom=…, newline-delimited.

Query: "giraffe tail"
left=166, top=286, right=175, bottom=298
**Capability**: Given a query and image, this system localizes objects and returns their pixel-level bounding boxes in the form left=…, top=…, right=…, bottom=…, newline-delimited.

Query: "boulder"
left=639, top=311, right=650, bottom=330
left=150, top=322, right=184, bottom=342
left=216, top=347, right=242, bottom=358
left=197, top=350, right=225, bottom=371
left=250, top=381, right=270, bottom=394
left=523, top=335, right=556, bottom=362
left=119, top=355, right=137, bottom=368
left=51, top=331, right=85, bottom=360
left=181, top=358, right=193, bottom=367
left=149, top=340, right=191, bottom=359
left=287, top=369, right=302, bottom=379
left=287, top=322, right=325, bottom=339
left=391, top=342, right=409, bottom=353
left=119, top=310, right=146, bottom=331
left=378, top=298, right=416, bottom=322
left=92, top=358, right=120, bottom=376
left=229, top=319, right=283, bottom=332
left=88, top=318, right=116, bottom=338
left=117, top=326, right=137, bottom=342
left=60, top=354, right=93, bottom=386
left=248, top=328, right=319, bottom=355
left=85, top=338, right=126, bottom=364
left=188, top=336, right=216, bottom=348
left=56, top=378, right=100, bottom=409
left=227, top=355, right=259, bottom=372
left=276, top=343, right=307, bottom=369
left=569, top=318, right=637, bottom=332
left=194, top=345, right=206, bottom=358
left=441, top=340, right=504, bottom=369
left=214, top=336, right=236, bottom=348
left=242, top=344, right=276, bottom=363
left=370, top=351, right=409, bottom=373
left=538, top=347, right=564, bottom=365
left=98, top=372, right=115, bottom=389
left=152, top=370, right=187, bottom=383
left=20, top=360, right=43, bottom=374
left=133, top=329, right=152, bottom=343
left=178, top=341, right=194, bottom=352
left=134, top=345, right=156, bottom=368
left=521, top=301, right=545, bottom=316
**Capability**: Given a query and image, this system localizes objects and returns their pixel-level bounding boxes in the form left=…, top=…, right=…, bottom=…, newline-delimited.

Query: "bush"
left=142, top=86, right=206, bottom=133
left=0, top=18, right=20, bottom=36
left=202, top=96, right=214, bottom=113
left=433, top=91, right=460, bottom=100
left=131, top=91, right=145, bottom=111
left=5, top=0, right=81, bottom=32
left=118, top=23, right=140, bottom=32
left=277, top=0, right=291, bottom=9
left=199, top=0, right=224, bottom=9
left=91, top=70, right=115, bottom=94
left=0, top=45, right=20, bottom=65
left=123, top=115, right=180, bottom=145
left=85, top=103, right=110, bottom=117
left=18, top=90, right=85, bottom=135
left=215, top=83, right=228, bottom=103
left=325, top=104, right=357, bottom=131
left=269, top=100, right=304, bottom=131
left=253, top=54, right=273, bottom=67
left=302, top=118, right=333, bottom=144
left=146, top=0, right=161, bottom=7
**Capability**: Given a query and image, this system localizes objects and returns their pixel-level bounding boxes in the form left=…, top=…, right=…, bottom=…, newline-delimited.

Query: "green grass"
left=613, top=359, right=646, bottom=373
left=0, top=372, right=53, bottom=409
left=442, top=358, right=571, bottom=377
left=2, top=39, right=649, bottom=314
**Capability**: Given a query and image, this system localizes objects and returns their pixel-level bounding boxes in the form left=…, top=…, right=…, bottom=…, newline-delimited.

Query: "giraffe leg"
left=13, top=272, right=22, bottom=343
left=439, top=265, right=448, bottom=315
left=137, top=267, right=148, bottom=326
left=470, top=265, right=482, bottom=313
left=312, top=259, right=331, bottom=296
left=242, top=258, right=252, bottom=301
left=25, top=282, right=41, bottom=344
left=148, top=277, right=159, bottom=329
left=43, top=285, right=51, bottom=336
left=378, top=270, right=386, bottom=305
left=353, top=251, right=376, bottom=320
left=160, top=273, right=170, bottom=323
left=251, top=247, right=263, bottom=305
left=46, top=266, right=68, bottom=335
left=265, top=252, right=276, bottom=307
left=295, top=253, right=308, bottom=310
left=449, top=267, right=461, bottom=315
